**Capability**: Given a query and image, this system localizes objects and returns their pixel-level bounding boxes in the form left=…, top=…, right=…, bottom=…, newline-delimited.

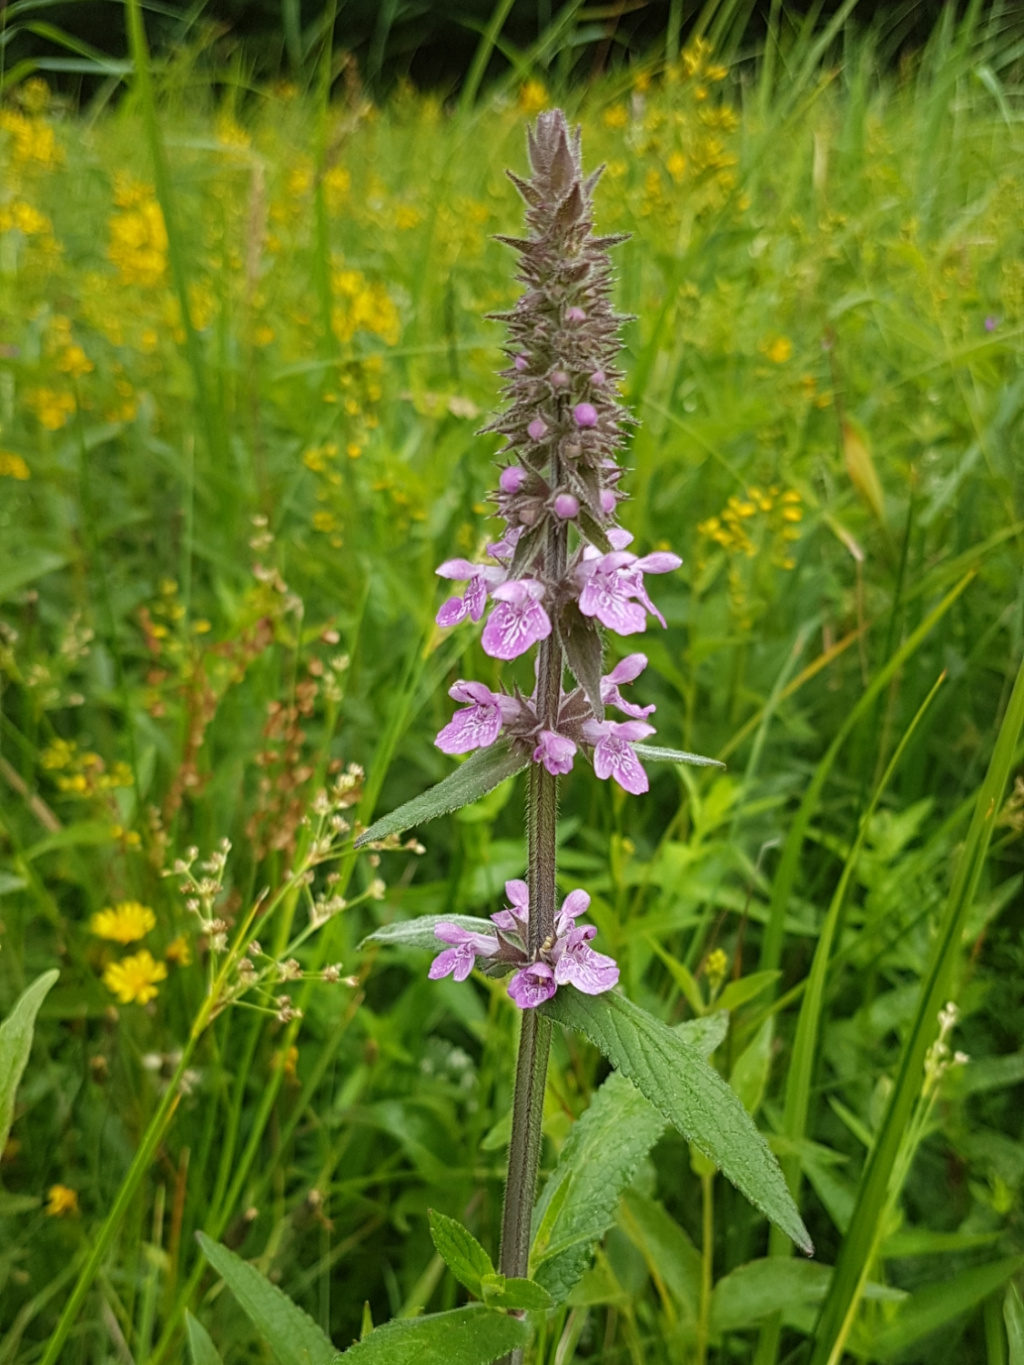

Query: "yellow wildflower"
left=46, top=1184, right=79, bottom=1217
left=666, top=151, right=687, bottom=183
left=107, top=193, right=168, bottom=287
left=103, top=950, right=167, bottom=1005
left=91, top=901, right=156, bottom=944
left=166, top=934, right=192, bottom=966
left=518, top=79, right=549, bottom=115
left=27, top=387, right=75, bottom=430
left=0, top=452, right=30, bottom=480
left=602, top=103, right=629, bottom=130
left=763, top=336, right=793, bottom=364
left=704, top=948, right=729, bottom=991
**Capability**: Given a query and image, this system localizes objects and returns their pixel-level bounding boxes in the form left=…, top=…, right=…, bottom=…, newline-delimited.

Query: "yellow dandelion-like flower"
left=602, top=103, right=629, bottom=130
left=518, top=79, right=549, bottom=116
left=0, top=451, right=31, bottom=480
left=90, top=901, right=156, bottom=944
left=103, top=950, right=167, bottom=1004
left=763, top=336, right=793, bottom=364
left=165, top=934, right=192, bottom=966
left=46, top=1184, right=79, bottom=1217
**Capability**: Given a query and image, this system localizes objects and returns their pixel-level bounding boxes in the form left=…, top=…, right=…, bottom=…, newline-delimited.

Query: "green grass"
left=1, top=3, right=1023, bottom=1362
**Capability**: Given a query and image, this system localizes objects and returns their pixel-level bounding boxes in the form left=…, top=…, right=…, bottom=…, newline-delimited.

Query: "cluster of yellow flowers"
left=0, top=450, right=31, bottom=480
left=698, top=486, right=805, bottom=627
left=330, top=261, right=402, bottom=347
left=40, top=737, right=133, bottom=796
left=107, top=174, right=169, bottom=287
left=699, top=485, right=804, bottom=565
left=90, top=898, right=190, bottom=1005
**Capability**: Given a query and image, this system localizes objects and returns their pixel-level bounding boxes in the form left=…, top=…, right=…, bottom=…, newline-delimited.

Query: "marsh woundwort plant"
left=425, top=108, right=680, bottom=1289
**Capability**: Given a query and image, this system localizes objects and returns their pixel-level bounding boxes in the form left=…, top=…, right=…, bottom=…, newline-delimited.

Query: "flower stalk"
left=424, top=109, right=685, bottom=1355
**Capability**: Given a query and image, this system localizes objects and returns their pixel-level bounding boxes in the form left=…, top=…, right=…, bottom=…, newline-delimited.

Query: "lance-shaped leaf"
left=428, top=1210, right=495, bottom=1299
left=362, top=914, right=497, bottom=955
left=541, top=991, right=813, bottom=1255
left=340, top=1305, right=529, bottom=1363
left=531, top=1015, right=726, bottom=1302
left=356, top=743, right=529, bottom=848
left=196, top=1233, right=340, bottom=1365
left=1, top=970, right=59, bottom=1160
left=633, top=744, right=725, bottom=770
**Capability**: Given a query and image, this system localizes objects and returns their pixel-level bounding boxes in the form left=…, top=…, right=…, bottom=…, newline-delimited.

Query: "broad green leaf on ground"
left=632, top=743, right=725, bottom=769
left=532, top=1013, right=740, bottom=1302
left=362, top=915, right=495, bottom=955
left=339, top=1305, right=529, bottom=1363
left=428, top=1210, right=494, bottom=1298
left=711, top=1258, right=904, bottom=1334
left=354, top=743, right=528, bottom=846
left=856, top=1256, right=1024, bottom=1360
left=196, top=1234, right=339, bottom=1365
left=0, top=970, right=59, bottom=1160
left=1005, top=1282, right=1024, bottom=1365
left=185, top=1311, right=225, bottom=1365
left=542, top=990, right=813, bottom=1255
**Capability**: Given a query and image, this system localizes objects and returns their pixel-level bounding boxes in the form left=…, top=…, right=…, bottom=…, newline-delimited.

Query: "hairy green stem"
left=498, top=473, right=567, bottom=1364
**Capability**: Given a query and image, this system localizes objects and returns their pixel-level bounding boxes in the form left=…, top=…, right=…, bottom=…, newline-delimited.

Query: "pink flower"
left=601, top=654, right=656, bottom=719
left=582, top=719, right=656, bottom=794
left=508, top=961, right=558, bottom=1009
left=435, top=558, right=504, bottom=627
left=552, top=924, right=619, bottom=994
left=573, top=402, right=598, bottom=428
left=435, top=681, right=520, bottom=754
left=500, top=465, right=525, bottom=494
left=575, top=545, right=682, bottom=635
left=532, top=729, right=577, bottom=776
left=482, top=579, right=552, bottom=660
left=429, top=923, right=500, bottom=981
left=553, top=493, right=579, bottom=519
left=491, top=879, right=531, bottom=932
left=527, top=417, right=548, bottom=442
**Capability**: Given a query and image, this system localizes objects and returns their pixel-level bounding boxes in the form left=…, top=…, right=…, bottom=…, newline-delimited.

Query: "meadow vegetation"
left=1, top=2, right=1023, bottom=1360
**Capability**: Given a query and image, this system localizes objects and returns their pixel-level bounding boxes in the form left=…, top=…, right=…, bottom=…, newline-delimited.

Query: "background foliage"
left=1, top=0, right=1023, bottom=1360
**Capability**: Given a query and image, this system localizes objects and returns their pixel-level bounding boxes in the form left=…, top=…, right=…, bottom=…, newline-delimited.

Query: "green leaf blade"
left=339, top=1304, right=529, bottom=1363
left=542, top=991, right=813, bottom=1255
left=186, top=1311, right=226, bottom=1365
left=355, top=744, right=528, bottom=847
left=0, top=970, right=59, bottom=1159
left=632, top=744, right=725, bottom=769
left=362, top=915, right=496, bottom=955
left=428, top=1210, right=494, bottom=1299
left=196, top=1234, right=340, bottom=1365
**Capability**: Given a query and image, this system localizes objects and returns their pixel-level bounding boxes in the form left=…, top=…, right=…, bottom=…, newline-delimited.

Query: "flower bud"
left=500, top=465, right=525, bottom=494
